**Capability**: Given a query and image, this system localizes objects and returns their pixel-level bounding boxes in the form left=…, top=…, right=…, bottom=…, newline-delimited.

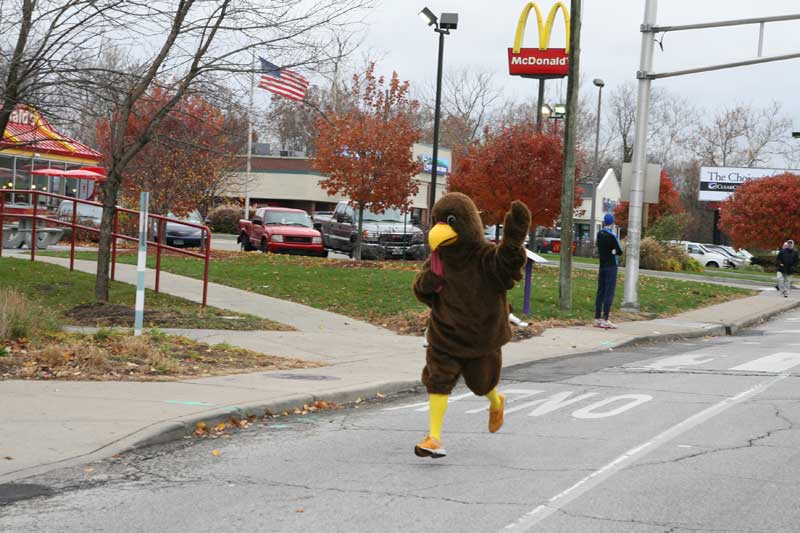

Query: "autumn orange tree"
left=313, top=63, right=421, bottom=260
left=96, top=87, right=243, bottom=220
left=448, top=122, right=576, bottom=228
left=719, top=173, right=800, bottom=249
left=613, top=169, right=684, bottom=232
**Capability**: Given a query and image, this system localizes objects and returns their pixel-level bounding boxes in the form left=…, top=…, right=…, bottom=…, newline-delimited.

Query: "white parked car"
left=668, top=241, right=735, bottom=269
left=687, top=242, right=735, bottom=268
left=703, top=244, right=749, bottom=268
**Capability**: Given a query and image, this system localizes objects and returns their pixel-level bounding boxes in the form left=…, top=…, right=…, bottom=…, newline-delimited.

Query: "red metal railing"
left=0, top=189, right=211, bottom=306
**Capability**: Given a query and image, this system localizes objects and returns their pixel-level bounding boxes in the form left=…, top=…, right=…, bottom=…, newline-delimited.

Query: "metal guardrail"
left=0, top=189, right=212, bottom=306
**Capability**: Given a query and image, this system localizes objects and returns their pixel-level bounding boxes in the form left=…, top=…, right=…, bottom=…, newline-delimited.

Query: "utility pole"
left=558, top=0, right=582, bottom=310
left=621, top=0, right=657, bottom=312
left=616, top=5, right=800, bottom=310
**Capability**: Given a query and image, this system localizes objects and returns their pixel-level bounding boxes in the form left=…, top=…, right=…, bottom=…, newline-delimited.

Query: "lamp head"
left=439, top=12, right=458, bottom=30
left=553, top=103, right=567, bottom=117
left=541, top=104, right=553, bottom=117
left=593, top=78, right=605, bottom=88
left=419, top=7, right=437, bottom=27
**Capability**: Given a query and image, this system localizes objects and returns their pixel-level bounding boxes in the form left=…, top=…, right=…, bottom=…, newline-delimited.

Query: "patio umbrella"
left=62, top=169, right=106, bottom=180
left=30, top=168, right=68, bottom=177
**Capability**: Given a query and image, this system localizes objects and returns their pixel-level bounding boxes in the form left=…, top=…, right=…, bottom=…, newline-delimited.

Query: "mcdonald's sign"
left=508, top=2, right=570, bottom=78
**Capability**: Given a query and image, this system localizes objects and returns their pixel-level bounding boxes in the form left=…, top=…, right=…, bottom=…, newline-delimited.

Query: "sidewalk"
left=2, top=254, right=800, bottom=484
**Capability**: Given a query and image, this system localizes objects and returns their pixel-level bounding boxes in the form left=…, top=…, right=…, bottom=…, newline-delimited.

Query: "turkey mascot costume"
left=413, top=192, right=531, bottom=458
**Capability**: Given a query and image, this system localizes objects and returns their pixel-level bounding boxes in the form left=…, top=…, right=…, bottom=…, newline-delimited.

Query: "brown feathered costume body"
left=413, top=193, right=531, bottom=397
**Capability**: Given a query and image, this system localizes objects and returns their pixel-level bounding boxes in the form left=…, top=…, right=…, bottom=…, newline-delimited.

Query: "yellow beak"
left=428, top=222, right=458, bottom=251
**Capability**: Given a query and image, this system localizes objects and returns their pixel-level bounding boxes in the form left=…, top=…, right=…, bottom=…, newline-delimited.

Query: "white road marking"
left=572, top=395, right=653, bottom=419
left=526, top=391, right=598, bottom=417
left=639, top=352, right=721, bottom=371
left=382, top=392, right=473, bottom=411
left=730, top=352, right=800, bottom=373
left=500, top=373, right=789, bottom=532
left=465, top=389, right=543, bottom=414
left=771, top=330, right=800, bottom=334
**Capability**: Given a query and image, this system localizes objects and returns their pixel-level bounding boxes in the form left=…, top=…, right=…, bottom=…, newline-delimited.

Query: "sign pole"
left=621, top=0, right=657, bottom=312
left=134, top=191, right=149, bottom=336
left=523, top=259, right=533, bottom=315
left=244, top=49, right=255, bottom=219
left=535, top=78, right=545, bottom=129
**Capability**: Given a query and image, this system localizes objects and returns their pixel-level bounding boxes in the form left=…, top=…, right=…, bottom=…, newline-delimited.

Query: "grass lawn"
left=540, top=252, right=599, bottom=265
left=543, top=252, right=778, bottom=284
left=0, top=257, right=290, bottom=331
left=46, top=251, right=753, bottom=326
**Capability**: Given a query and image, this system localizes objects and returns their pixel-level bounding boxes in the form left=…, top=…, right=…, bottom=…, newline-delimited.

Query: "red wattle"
left=430, top=250, right=444, bottom=293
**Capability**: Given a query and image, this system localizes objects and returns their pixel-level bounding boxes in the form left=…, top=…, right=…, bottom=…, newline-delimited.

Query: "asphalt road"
left=4, top=312, right=800, bottom=532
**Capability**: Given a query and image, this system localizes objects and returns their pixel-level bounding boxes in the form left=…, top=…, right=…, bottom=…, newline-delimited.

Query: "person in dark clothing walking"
left=776, top=239, right=798, bottom=297
left=595, top=213, right=624, bottom=328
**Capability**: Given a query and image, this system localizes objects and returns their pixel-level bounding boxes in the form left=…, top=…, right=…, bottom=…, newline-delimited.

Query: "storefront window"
left=65, top=177, right=79, bottom=198
left=0, top=156, right=12, bottom=191
left=13, top=158, right=31, bottom=204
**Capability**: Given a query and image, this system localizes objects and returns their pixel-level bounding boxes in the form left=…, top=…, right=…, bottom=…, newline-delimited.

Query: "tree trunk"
left=0, top=0, right=34, bottom=141
left=494, top=224, right=501, bottom=243
left=354, top=203, right=364, bottom=260
left=94, top=169, right=122, bottom=304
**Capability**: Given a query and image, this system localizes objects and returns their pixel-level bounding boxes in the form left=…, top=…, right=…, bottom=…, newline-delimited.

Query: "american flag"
left=257, top=57, right=308, bottom=102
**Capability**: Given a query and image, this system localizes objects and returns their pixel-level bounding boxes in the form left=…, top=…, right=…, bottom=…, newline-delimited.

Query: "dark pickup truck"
left=320, top=201, right=426, bottom=260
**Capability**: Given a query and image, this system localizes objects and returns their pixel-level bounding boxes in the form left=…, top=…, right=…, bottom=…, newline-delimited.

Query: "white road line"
left=639, top=352, right=721, bottom=370
left=500, top=373, right=789, bottom=532
left=465, top=389, right=543, bottom=414
left=730, top=352, right=800, bottom=373
left=381, top=392, right=473, bottom=411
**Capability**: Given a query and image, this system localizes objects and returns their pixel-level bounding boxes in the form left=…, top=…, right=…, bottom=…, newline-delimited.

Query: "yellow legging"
left=428, top=388, right=501, bottom=441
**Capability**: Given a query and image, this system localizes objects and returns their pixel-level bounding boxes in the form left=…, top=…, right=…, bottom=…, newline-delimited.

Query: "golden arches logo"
left=512, top=2, right=570, bottom=54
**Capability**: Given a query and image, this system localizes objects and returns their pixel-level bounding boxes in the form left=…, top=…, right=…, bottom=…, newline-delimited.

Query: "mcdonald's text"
left=507, top=47, right=569, bottom=77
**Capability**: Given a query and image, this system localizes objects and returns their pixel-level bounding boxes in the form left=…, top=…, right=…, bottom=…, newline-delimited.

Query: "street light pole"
left=621, top=0, right=657, bottom=311
left=429, top=29, right=445, bottom=226
left=419, top=8, right=458, bottom=227
left=589, top=78, right=604, bottom=251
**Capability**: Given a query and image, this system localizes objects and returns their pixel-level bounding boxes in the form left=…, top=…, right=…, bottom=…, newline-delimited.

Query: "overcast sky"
left=356, top=0, right=800, bottom=131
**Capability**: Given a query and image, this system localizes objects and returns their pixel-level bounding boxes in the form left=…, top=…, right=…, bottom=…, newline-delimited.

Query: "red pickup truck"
left=238, top=207, right=327, bottom=257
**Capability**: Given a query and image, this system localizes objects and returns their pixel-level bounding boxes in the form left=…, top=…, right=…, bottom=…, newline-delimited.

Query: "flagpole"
left=244, top=50, right=255, bottom=219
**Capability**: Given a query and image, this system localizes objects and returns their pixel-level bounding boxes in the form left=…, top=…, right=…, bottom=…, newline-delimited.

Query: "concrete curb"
left=725, top=298, right=800, bottom=335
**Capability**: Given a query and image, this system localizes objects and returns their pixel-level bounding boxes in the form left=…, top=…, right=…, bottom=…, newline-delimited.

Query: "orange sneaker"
left=414, top=435, right=447, bottom=458
left=489, top=393, right=505, bottom=433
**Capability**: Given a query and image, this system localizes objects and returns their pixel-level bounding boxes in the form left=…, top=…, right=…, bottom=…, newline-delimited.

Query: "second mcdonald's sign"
left=508, top=2, right=570, bottom=78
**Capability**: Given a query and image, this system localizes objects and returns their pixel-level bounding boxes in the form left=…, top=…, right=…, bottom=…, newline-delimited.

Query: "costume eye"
left=446, top=215, right=457, bottom=226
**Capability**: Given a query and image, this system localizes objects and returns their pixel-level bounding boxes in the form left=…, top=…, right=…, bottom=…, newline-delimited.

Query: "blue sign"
left=421, top=154, right=449, bottom=175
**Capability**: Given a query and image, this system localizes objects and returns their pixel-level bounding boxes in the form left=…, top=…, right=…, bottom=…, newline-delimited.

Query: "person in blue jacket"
left=594, top=213, right=624, bottom=329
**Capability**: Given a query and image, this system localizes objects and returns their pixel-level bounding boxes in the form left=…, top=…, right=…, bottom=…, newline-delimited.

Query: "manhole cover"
left=0, top=483, right=54, bottom=505
left=270, top=373, right=340, bottom=381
